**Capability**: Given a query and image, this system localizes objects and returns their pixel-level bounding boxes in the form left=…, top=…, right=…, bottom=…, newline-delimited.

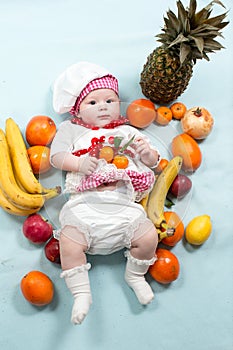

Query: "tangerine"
left=20, top=270, right=54, bottom=306
left=99, top=146, right=114, bottom=162
left=171, top=133, right=202, bottom=172
left=170, top=102, right=187, bottom=120
left=149, top=248, right=180, bottom=284
left=162, top=211, right=185, bottom=246
left=27, top=145, right=51, bottom=174
left=126, top=99, right=156, bottom=128
left=112, top=155, right=129, bottom=169
left=154, top=158, right=169, bottom=174
left=26, top=115, right=56, bottom=146
left=155, top=106, right=172, bottom=125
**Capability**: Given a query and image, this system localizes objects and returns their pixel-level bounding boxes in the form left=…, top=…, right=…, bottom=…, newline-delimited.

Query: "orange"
left=155, top=106, right=172, bottom=125
left=99, top=146, right=114, bottom=162
left=154, top=158, right=169, bottom=174
left=162, top=211, right=185, bottom=246
left=171, top=133, right=202, bottom=172
left=112, top=155, right=129, bottom=169
left=149, top=248, right=180, bottom=284
left=126, top=99, right=156, bottom=128
left=26, top=115, right=56, bottom=146
left=27, top=145, right=51, bottom=174
left=170, top=102, right=187, bottom=120
left=20, top=270, right=54, bottom=306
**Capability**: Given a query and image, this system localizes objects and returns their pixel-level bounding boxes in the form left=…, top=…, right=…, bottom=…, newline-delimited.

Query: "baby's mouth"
left=98, top=115, right=110, bottom=120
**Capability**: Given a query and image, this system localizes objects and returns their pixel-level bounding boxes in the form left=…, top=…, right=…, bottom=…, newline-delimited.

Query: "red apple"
left=44, top=237, right=61, bottom=264
left=169, top=174, right=192, bottom=198
left=22, top=214, right=53, bottom=244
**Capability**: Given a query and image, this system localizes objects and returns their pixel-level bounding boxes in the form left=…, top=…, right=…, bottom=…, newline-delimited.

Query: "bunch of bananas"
left=0, top=118, right=61, bottom=216
left=140, top=156, right=183, bottom=241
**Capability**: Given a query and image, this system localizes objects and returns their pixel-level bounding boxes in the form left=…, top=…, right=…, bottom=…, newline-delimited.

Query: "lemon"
left=185, top=215, right=212, bottom=245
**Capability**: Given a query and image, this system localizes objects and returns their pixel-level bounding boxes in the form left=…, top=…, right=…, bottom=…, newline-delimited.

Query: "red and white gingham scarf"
left=75, top=168, right=155, bottom=193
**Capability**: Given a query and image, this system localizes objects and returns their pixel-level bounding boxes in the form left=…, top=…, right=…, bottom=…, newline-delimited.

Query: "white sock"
left=124, top=251, right=156, bottom=305
left=61, top=263, right=92, bottom=325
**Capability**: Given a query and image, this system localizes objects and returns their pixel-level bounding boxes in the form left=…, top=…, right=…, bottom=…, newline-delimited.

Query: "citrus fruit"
left=20, top=270, right=54, bottom=306
left=126, top=99, right=156, bottom=128
left=154, top=158, right=169, bottom=174
left=170, top=102, right=187, bottom=120
left=112, top=155, right=129, bottom=169
left=149, top=248, right=180, bottom=284
left=171, top=133, right=202, bottom=172
left=185, top=215, right=212, bottom=245
left=99, top=146, right=114, bottom=162
left=162, top=211, right=185, bottom=246
left=26, top=115, right=56, bottom=146
left=155, top=106, right=172, bottom=125
left=27, top=145, right=51, bottom=174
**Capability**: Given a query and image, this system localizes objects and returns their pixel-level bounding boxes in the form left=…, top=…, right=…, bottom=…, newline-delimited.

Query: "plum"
left=169, top=174, right=192, bottom=199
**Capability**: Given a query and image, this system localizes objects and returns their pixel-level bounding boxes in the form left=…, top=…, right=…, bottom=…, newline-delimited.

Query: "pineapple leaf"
left=189, top=36, right=204, bottom=53
left=204, top=12, right=228, bottom=27
left=180, top=43, right=191, bottom=64
left=167, top=9, right=180, bottom=31
left=168, top=33, right=189, bottom=48
left=205, top=0, right=226, bottom=11
left=188, top=0, right=197, bottom=25
left=177, top=0, right=188, bottom=31
left=184, top=18, right=191, bottom=34
left=190, top=24, right=219, bottom=34
left=204, top=39, right=225, bottom=50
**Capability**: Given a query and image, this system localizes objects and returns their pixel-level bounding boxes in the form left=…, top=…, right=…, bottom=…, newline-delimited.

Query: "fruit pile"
left=0, top=115, right=60, bottom=306
left=0, top=117, right=60, bottom=217
left=126, top=98, right=213, bottom=284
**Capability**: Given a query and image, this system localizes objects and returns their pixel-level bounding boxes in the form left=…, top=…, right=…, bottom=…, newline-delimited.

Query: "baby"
left=50, top=62, right=160, bottom=325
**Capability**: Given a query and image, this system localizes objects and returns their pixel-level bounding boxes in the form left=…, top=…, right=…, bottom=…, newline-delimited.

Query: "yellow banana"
left=0, top=128, right=60, bottom=210
left=5, top=117, right=56, bottom=194
left=0, top=187, right=40, bottom=216
left=146, top=156, right=183, bottom=240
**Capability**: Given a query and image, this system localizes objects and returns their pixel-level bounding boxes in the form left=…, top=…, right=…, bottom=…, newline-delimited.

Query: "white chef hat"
left=52, top=61, right=118, bottom=115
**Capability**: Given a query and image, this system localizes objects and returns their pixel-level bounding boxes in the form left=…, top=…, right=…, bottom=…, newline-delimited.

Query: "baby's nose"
left=98, top=102, right=108, bottom=110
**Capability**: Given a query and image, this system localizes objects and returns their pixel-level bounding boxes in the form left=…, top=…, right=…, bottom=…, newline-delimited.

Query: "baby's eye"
left=89, top=100, right=96, bottom=105
left=106, top=99, right=113, bottom=103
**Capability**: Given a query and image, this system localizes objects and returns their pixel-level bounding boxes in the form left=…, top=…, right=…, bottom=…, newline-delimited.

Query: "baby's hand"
left=134, top=136, right=159, bottom=167
left=134, top=137, right=151, bottom=159
left=78, top=156, right=99, bottom=175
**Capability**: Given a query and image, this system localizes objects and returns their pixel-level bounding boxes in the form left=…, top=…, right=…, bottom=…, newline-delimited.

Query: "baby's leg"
left=59, top=226, right=92, bottom=325
left=125, top=223, right=158, bottom=305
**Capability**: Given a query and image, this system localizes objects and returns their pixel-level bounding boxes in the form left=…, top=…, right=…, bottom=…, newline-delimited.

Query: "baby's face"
left=78, top=89, right=120, bottom=127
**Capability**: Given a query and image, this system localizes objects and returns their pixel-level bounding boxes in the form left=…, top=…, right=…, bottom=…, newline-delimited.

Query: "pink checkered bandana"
left=70, top=75, right=119, bottom=116
left=75, top=169, right=155, bottom=193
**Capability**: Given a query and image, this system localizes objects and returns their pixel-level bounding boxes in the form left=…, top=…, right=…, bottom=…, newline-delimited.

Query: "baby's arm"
left=50, top=121, right=98, bottom=175
left=52, top=152, right=98, bottom=176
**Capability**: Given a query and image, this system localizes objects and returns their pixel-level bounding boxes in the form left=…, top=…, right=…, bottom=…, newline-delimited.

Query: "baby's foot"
left=125, top=275, right=154, bottom=305
left=71, top=295, right=92, bottom=325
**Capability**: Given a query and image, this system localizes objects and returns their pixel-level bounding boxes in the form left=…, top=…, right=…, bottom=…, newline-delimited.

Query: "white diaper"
left=58, top=189, right=153, bottom=255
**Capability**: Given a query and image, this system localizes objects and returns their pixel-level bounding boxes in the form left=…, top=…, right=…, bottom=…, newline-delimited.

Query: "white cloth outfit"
left=50, top=120, right=159, bottom=255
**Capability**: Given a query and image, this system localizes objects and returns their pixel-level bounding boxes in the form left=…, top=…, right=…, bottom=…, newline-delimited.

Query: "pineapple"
left=140, top=0, right=229, bottom=104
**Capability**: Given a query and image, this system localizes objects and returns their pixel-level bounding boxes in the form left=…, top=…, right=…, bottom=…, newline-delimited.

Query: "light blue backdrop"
left=0, top=1, right=232, bottom=349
